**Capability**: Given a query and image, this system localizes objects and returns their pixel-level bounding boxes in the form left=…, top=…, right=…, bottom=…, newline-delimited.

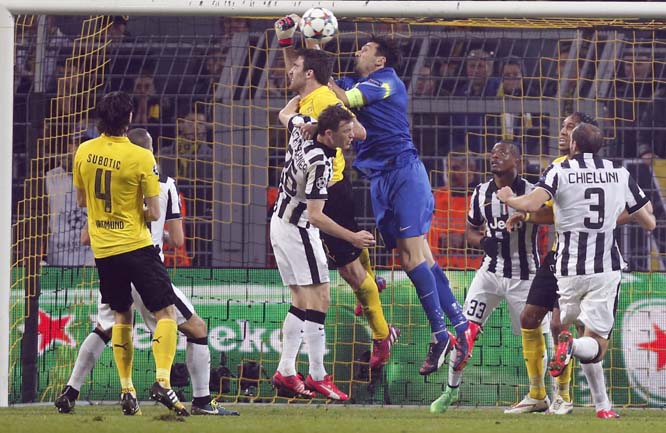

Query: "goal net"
left=5, top=2, right=666, bottom=408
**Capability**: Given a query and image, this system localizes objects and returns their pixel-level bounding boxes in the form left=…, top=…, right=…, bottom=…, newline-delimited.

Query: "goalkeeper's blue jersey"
left=337, top=67, right=417, bottom=178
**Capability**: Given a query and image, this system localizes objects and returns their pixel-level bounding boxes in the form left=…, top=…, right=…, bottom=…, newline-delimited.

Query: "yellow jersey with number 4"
left=73, top=133, right=160, bottom=258
left=298, top=85, right=346, bottom=183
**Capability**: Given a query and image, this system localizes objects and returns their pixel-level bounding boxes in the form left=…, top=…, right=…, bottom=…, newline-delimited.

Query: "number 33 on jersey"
left=73, top=134, right=161, bottom=258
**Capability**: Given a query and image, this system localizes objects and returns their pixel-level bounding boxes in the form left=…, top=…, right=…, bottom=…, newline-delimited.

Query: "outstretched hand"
left=274, top=14, right=301, bottom=47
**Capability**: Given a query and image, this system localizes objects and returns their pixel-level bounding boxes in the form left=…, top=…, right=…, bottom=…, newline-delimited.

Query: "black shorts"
left=321, top=177, right=362, bottom=268
left=526, top=251, right=560, bottom=310
left=95, top=245, right=177, bottom=313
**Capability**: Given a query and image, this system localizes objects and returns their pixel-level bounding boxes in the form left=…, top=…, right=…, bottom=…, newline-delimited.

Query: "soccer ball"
left=299, top=7, right=338, bottom=44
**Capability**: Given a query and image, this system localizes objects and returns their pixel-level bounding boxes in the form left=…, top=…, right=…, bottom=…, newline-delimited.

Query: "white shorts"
left=97, top=284, right=195, bottom=331
left=464, top=270, right=548, bottom=335
left=270, top=214, right=329, bottom=286
left=557, top=271, right=621, bottom=339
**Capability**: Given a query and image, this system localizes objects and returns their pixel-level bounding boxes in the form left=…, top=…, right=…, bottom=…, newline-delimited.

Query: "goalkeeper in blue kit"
left=329, top=36, right=472, bottom=374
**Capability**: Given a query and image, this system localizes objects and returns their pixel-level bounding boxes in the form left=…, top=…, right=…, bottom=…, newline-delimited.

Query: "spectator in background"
left=45, top=141, right=94, bottom=266
left=220, top=17, right=251, bottom=35
left=451, top=48, right=501, bottom=155
left=52, top=60, right=81, bottom=117
left=132, top=72, right=173, bottom=144
left=611, top=52, right=654, bottom=158
left=159, top=111, right=212, bottom=181
left=455, top=48, right=500, bottom=98
left=436, top=59, right=460, bottom=96
left=413, top=64, right=437, bottom=97
left=194, top=46, right=227, bottom=97
left=428, top=154, right=481, bottom=269
left=107, top=16, right=132, bottom=42
left=495, top=57, right=545, bottom=158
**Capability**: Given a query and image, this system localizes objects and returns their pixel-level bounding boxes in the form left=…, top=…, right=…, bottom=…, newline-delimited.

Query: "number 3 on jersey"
left=95, top=168, right=113, bottom=212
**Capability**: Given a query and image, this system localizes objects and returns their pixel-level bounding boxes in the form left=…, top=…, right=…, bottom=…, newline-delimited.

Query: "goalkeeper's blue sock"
left=407, top=261, right=447, bottom=341
left=431, top=263, right=468, bottom=333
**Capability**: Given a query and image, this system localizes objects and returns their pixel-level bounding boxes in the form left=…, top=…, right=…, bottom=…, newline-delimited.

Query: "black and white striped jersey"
left=151, top=174, right=181, bottom=262
left=538, top=152, right=649, bottom=276
left=274, top=115, right=336, bottom=228
left=468, top=175, right=540, bottom=280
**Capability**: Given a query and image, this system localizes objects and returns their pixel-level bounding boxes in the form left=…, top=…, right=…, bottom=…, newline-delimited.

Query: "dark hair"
left=501, top=56, right=524, bottom=73
left=127, top=128, right=152, bottom=150
left=369, top=35, right=403, bottom=68
left=493, top=140, right=521, bottom=158
left=295, top=48, right=334, bottom=86
left=317, top=104, right=354, bottom=134
left=571, top=123, right=604, bottom=154
left=571, top=111, right=598, bottom=127
left=97, top=91, right=133, bottom=136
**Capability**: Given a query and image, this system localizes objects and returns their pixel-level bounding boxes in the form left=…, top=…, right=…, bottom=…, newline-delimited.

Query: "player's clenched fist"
left=274, top=14, right=301, bottom=47
left=349, top=230, right=376, bottom=249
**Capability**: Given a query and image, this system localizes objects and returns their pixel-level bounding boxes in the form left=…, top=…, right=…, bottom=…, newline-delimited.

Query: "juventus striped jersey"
left=151, top=174, right=182, bottom=262
left=538, top=152, right=649, bottom=276
left=468, top=175, right=540, bottom=280
left=274, top=115, right=336, bottom=228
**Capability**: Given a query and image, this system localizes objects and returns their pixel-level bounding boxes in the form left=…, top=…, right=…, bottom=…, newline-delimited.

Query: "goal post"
left=3, top=0, right=666, bottom=409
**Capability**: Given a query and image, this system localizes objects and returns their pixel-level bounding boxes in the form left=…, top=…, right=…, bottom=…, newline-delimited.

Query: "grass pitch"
left=2, top=403, right=666, bottom=433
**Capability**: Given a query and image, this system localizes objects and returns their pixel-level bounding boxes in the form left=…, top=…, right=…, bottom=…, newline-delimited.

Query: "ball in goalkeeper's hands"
left=299, top=7, right=338, bottom=44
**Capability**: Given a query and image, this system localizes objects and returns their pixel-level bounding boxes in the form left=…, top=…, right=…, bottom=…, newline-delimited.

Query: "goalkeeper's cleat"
left=120, top=390, right=142, bottom=416
left=191, top=399, right=240, bottom=416
left=430, top=386, right=460, bottom=414
left=547, top=395, right=574, bottom=415
left=503, top=394, right=550, bottom=414
left=271, top=371, right=315, bottom=398
left=370, top=325, right=400, bottom=369
left=452, top=321, right=482, bottom=371
left=149, top=382, right=190, bottom=416
left=596, top=409, right=620, bottom=419
left=55, top=385, right=79, bottom=414
left=419, top=332, right=455, bottom=376
left=354, top=276, right=386, bottom=317
left=549, top=331, right=574, bottom=377
left=304, top=374, right=349, bottom=401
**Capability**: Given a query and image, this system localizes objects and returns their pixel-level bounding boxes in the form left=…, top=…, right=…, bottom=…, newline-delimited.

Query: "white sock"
left=277, top=311, right=304, bottom=376
left=572, top=337, right=599, bottom=361
left=67, top=331, right=107, bottom=391
left=447, top=350, right=463, bottom=387
left=186, top=339, right=211, bottom=398
left=303, top=319, right=327, bottom=381
left=581, top=361, right=611, bottom=411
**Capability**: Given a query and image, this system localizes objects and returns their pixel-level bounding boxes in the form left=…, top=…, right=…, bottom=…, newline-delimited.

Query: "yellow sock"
left=152, top=318, right=178, bottom=388
left=358, top=248, right=375, bottom=279
left=521, top=327, right=546, bottom=400
left=557, top=360, right=573, bottom=402
left=356, top=272, right=389, bottom=340
left=111, top=324, right=134, bottom=390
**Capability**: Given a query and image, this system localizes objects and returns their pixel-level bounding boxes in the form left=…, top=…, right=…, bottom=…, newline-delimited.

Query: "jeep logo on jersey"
left=622, top=299, right=666, bottom=404
left=488, top=216, right=523, bottom=231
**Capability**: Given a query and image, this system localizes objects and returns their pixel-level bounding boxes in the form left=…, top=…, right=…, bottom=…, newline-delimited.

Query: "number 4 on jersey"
left=95, top=168, right=112, bottom=212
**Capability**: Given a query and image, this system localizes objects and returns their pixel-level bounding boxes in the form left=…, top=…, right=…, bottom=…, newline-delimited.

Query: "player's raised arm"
left=278, top=95, right=301, bottom=127
left=497, top=186, right=551, bottom=212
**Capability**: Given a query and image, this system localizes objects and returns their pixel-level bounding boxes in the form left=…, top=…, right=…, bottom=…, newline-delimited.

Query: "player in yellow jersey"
left=73, top=91, right=188, bottom=416
left=505, top=113, right=621, bottom=418
left=274, top=17, right=400, bottom=372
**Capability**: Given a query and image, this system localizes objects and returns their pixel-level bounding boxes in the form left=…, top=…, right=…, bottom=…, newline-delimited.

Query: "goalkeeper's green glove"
left=274, top=14, right=301, bottom=48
